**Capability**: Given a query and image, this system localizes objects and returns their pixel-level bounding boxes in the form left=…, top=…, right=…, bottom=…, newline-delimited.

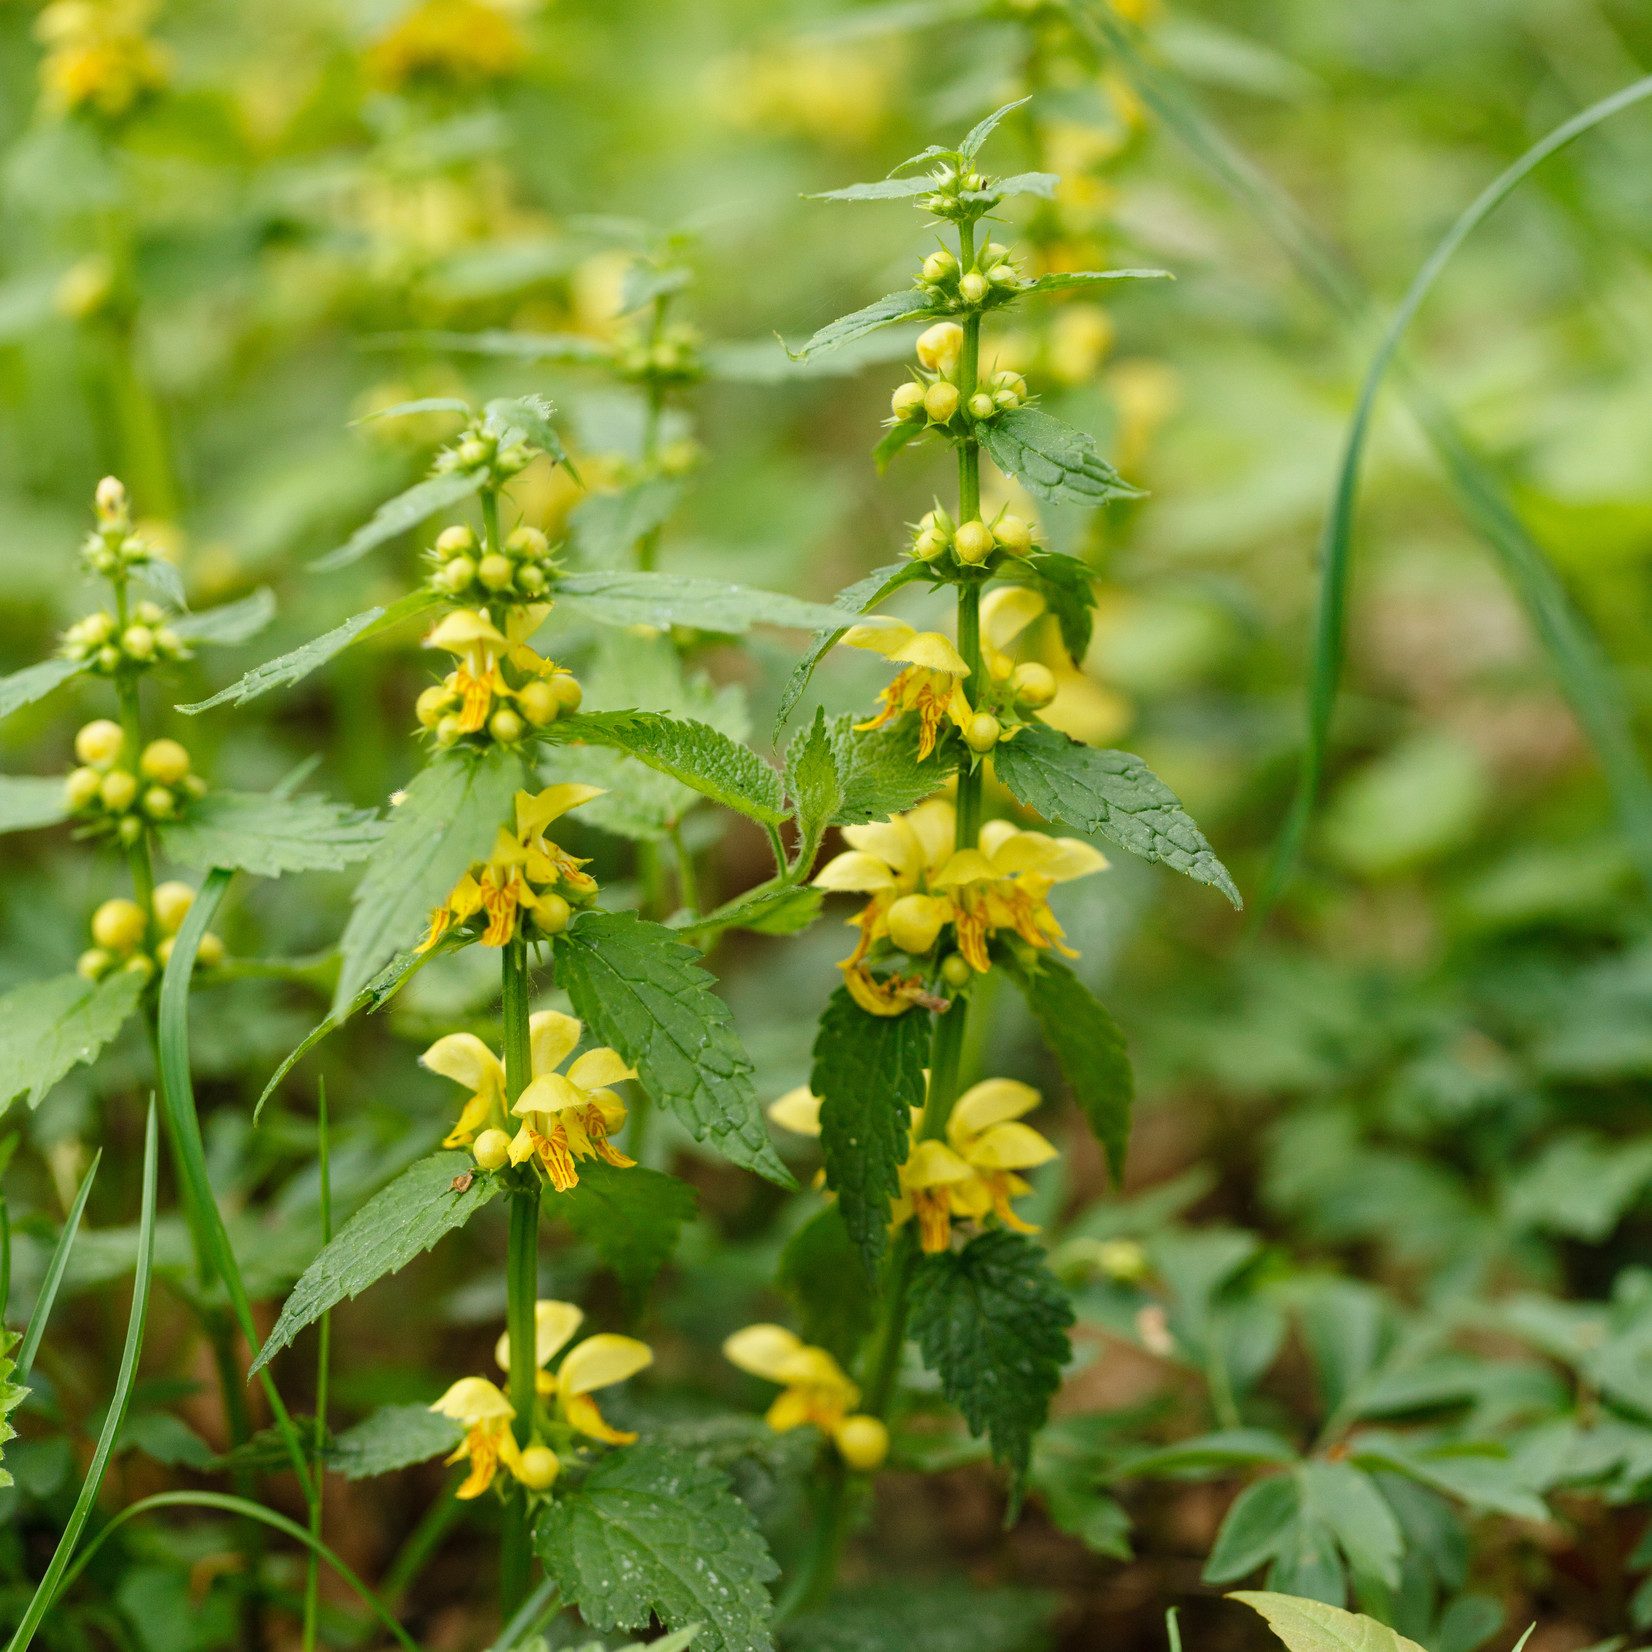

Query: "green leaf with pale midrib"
left=158, top=790, right=384, bottom=877
left=311, top=469, right=486, bottom=571
left=252, top=1152, right=499, bottom=1372
left=0, top=972, right=145, bottom=1113
left=787, top=289, right=938, bottom=360
left=0, top=657, right=85, bottom=721
left=0, top=775, right=68, bottom=834
left=806, top=177, right=935, bottom=203
left=178, top=588, right=441, bottom=714
left=977, top=406, right=1139, bottom=508
left=556, top=571, right=895, bottom=635
left=786, top=706, right=845, bottom=853
left=1023, top=270, right=1173, bottom=293
left=170, top=587, right=276, bottom=646
left=1230, top=1591, right=1431, bottom=1652
left=329, top=1403, right=462, bottom=1479
left=993, top=725, right=1241, bottom=907
left=554, top=911, right=792, bottom=1187
left=545, top=710, right=785, bottom=826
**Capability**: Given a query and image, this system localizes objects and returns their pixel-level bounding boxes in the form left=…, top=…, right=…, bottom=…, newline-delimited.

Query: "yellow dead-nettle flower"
left=495, top=1299, right=653, bottom=1445
left=841, top=624, right=971, bottom=761
left=508, top=1011, right=638, bottom=1192
left=429, top=1376, right=524, bottom=1499
left=421, top=784, right=602, bottom=952
left=367, top=0, right=527, bottom=90
left=723, top=1325, right=888, bottom=1471
left=424, top=605, right=554, bottom=735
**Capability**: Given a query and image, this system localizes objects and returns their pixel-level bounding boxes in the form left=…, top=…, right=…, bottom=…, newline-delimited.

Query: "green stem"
left=668, top=822, right=699, bottom=917
left=380, top=1479, right=465, bottom=1613
left=500, top=935, right=539, bottom=1616
left=779, top=1453, right=850, bottom=1620
left=481, top=487, right=502, bottom=559
left=112, top=672, right=155, bottom=926
left=302, top=1082, right=333, bottom=1652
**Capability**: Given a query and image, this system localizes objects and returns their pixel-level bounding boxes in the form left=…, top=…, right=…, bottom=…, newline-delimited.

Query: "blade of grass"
left=4, top=1104, right=157, bottom=1652
left=17, top=1150, right=101, bottom=1380
left=493, top=1579, right=561, bottom=1650
left=302, top=1079, right=332, bottom=1652
left=45, top=1490, right=417, bottom=1652
left=1076, top=2, right=1652, bottom=912
left=157, top=866, right=314, bottom=1499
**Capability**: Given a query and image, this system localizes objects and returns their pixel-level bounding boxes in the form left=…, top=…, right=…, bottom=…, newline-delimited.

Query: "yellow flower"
left=424, top=605, right=554, bottom=735
left=495, top=1298, right=653, bottom=1445
left=36, top=0, right=168, bottom=119
left=420, top=783, right=603, bottom=952
left=367, top=0, right=527, bottom=88
left=508, top=1012, right=638, bottom=1192
left=841, top=624, right=972, bottom=761
left=723, top=1325, right=887, bottom=1470
left=767, top=1087, right=822, bottom=1136
left=421, top=1027, right=508, bottom=1149
left=941, top=1078, right=1058, bottom=1234
left=429, top=1376, right=524, bottom=1499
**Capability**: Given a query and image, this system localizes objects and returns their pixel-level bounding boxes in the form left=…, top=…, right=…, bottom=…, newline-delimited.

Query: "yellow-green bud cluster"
left=416, top=670, right=583, bottom=748
left=433, top=422, right=532, bottom=485
left=67, top=723, right=204, bottom=843
left=908, top=505, right=1036, bottom=570
left=919, top=162, right=997, bottom=223
left=78, top=883, right=223, bottom=985
left=426, top=524, right=557, bottom=603
left=889, top=328, right=1028, bottom=449
left=917, top=238, right=1023, bottom=316
left=79, top=476, right=174, bottom=582
left=60, top=601, right=188, bottom=676
left=614, top=322, right=705, bottom=387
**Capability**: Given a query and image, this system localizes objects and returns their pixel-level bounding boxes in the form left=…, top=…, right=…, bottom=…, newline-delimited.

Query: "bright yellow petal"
left=430, top=1376, right=513, bottom=1426
left=505, top=605, right=554, bottom=644
left=979, top=820, right=1019, bottom=860
left=443, top=1088, right=496, bottom=1149
left=901, top=1138, right=975, bottom=1189
left=567, top=1047, right=637, bottom=1090
left=980, top=586, right=1047, bottom=651
left=772, top=1346, right=854, bottom=1393
left=768, top=1087, right=822, bottom=1137
left=425, top=610, right=507, bottom=654
left=840, top=819, right=922, bottom=880
left=949, top=1079, right=1042, bottom=1148
left=968, top=1121, right=1059, bottom=1172
left=890, top=632, right=968, bottom=675
left=507, top=1122, right=537, bottom=1165
left=529, top=1011, right=583, bottom=1076
left=420, top=1033, right=504, bottom=1097
left=518, top=783, right=606, bottom=836
left=989, top=830, right=1108, bottom=881
left=931, top=849, right=999, bottom=888
left=903, top=799, right=957, bottom=871
left=564, top=1391, right=637, bottom=1445
left=491, top=1300, right=585, bottom=1374
left=515, top=1072, right=586, bottom=1117
left=812, top=851, right=897, bottom=893
left=764, top=1388, right=816, bottom=1432
left=724, top=1323, right=805, bottom=1381
left=558, top=1332, right=654, bottom=1395
left=840, top=621, right=915, bottom=658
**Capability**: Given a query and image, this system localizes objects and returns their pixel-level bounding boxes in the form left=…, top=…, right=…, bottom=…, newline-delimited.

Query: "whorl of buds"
left=62, top=604, right=189, bottom=673
left=426, top=517, right=558, bottom=605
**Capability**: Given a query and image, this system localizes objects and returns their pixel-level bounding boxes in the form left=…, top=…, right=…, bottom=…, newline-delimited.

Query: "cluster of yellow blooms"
left=34, top=0, right=168, bottom=119
left=770, top=1078, right=1057, bottom=1255
left=65, top=721, right=205, bottom=844
left=423, top=1008, right=636, bottom=1192
left=416, top=607, right=582, bottom=750
left=811, top=798, right=1106, bottom=1016
left=420, top=784, right=602, bottom=953
left=722, top=1325, right=888, bottom=1472
left=430, top=1300, right=651, bottom=1497
left=77, top=882, right=221, bottom=983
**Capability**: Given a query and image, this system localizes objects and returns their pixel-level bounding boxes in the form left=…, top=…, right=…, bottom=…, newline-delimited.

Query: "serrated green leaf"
left=332, top=744, right=523, bottom=1013
left=993, top=725, right=1241, bottom=906
left=1022, top=270, right=1173, bottom=293
left=1204, top=1475, right=1300, bottom=1583
left=806, top=177, right=936, bottom=203
left=169, top=587, right=276, bottom=646
left=557, top=571, right=887, bottom=635
left=980, top=171, right=1059, bottom=201
left=178, top=587, right=442, bottom=714
left=787, top=707, right=846, bottom=852
left=999, top=949, right=1132, bottom=1182
left=352, top=397, right=472, bottom=424
left=534, top=1442, right=778, bottom=1652
left=0, top=657, right=85, bottom=720
left=785, top=1583, right=1058, bottom=1652
left=777, top=1204, right=877, bottom=1367
left=908, top=1229, right=1074, bottom=1497
left=572, top=478, right=683, bottom=568
left=809, top=985, right=930, bottom=1276
left=830, top=716, right=955, bottom=826
left=0, top=971, right=144, bottom=1113
left=0, top=774, right=68, bottom=834
left=1230, top=1592, right=1430, bottom=1652
left=554, top=911, right=792, bottom=1186
left=330, top=1403, right=462, bottom=1479
left=960, top=98, right=1029, bottom=159
left=252, top=1151, right=500, bottom=1372
left=0, top=1331, right=25, bottom=1490
left=484, top=392, right=578, bottom=479
left=311, top=469, right=487, bottom=572
left=873, top=420, right=926, bottom=473
left=977, top=406, right=1138, bottom=509
left=1019, top=550, right=1096, bottom=663
left=158, top=790, right=384, bottom=877
left=788, top=290, right=938, bottom=361
left=557, top=1159, right=698, bottom=1308
left=679, top=883, right=824, bottom=944
left=546, top=710, right=785, bottom=826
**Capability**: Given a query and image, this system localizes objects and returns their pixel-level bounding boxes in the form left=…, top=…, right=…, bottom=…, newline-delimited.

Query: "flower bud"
left=435, top=715, right=464, bottom=748
left=517, top=680, right=558, bottom=726
left=992, top=515, right=1033, bottom=556
left=122, top=625, right=155, bottom=661
left=478, top=553, right=514, bottom=592
left=992, top=370, right=1027, bottom=400
left=940, top=953, right=974, bottom=988
left=984, top=242, right=1009, bottom=261
left=183, top=774, right=207, bottom=799
left=1012, top=662, right=1057, bottom=708
left=474, top=1129, right=512, bottom=1171
left=196, top=932, right=225, bottom=969
left=457, top=437, right=492, bottom=469
left=953, top=520, right=993, bottom=564
left=155, top=628, right=184, bottom=658
left=95, top=476, right=128, bottom=523
left=78, top=948, right=113, bottom=981
left=118, top=815, right=143, bottom=845
left=489, top=708, right=524, bottom=745
left=92, top=898, right=147, bottom=952
left=518, top=565, right=547, bottom=594
left=916, top=321, right=964, bottom=376
left=133, top=601, right=164, bottom=627
left=152, top=882, right=195, bottom=935
left=142, top=786, right=177, bottom=819
left=100, top=770, right=138, bottom=812
left=968, top=392, right=995, bottom=421
left=65, top=767, right=103, bottom=810
left=507, top=526, right=548, bottom=557
left=517, top=1445, right=561, bottom=1490
left=551, top=674, right=583, bottom=713
left=436, top=525, right=476, bottom=556
left=81, top=612, right=115, bottom=646
left=964, top=713, right=1001, bottom=753
left=98, top=645, right=121, bottom=673
left=913, top=528, right=950, bottom=561
left=923, top=382, right=960, bottom=424
left=921, top=249, right=957, bottom=283
left=890, top=382, right=926, bottom=421
left=886, top=894, right=947, bottom=956
left=988, top=263, right=1018, bottom=287
left=436, top=556, right=476, bottom=595
left=140, top=739, right=190, bottom=784
left=1095, top=1238, right=1149, bottom=1282
left=534, top=892, right=572, bottom=935
left=834, top=1414, right=889, bottom=1473
left=123, top=953, right=155, bottom=983
left=416, top=685, right=452, bottom=728
left=920, top=507, right=954, bottom=534
left=76, top=720, right=125, bottom=769
left=959, top=272, right=988, bottom=306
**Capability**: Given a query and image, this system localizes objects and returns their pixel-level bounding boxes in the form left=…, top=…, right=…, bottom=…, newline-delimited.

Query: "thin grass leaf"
left=17, top=1150, right=99, bottom=1380
left=3, top=1103, right=156, bottom=1652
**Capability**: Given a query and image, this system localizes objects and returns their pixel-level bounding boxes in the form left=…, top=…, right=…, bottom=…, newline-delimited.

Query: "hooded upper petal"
left=558, top=1332, right=653, bottom=1394
left=968, top=1121, right=1059, bottom=1172
left=566, top=1047, right=637, bottom=1091
left=426, top=610, right=508, bottom=654
left=812, top=851, right=898, bottom=893
left=949, top=1079, right=1042, bottom=1147
left=768, top=1087, right=822, bottom=1137
left=514, top=1071, right=587, bottom=1117
left=724, top=1323, right=805, bottom=1382
left=420, top=1033, right=505, bottom=1097
left=529, top=1011, right=583, bottom=1076
left=517, top=783, right=606, bottom=837
left=981, top=587, right=1047, bottom=652
left=430, top=1375, right=514, bottom=1425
